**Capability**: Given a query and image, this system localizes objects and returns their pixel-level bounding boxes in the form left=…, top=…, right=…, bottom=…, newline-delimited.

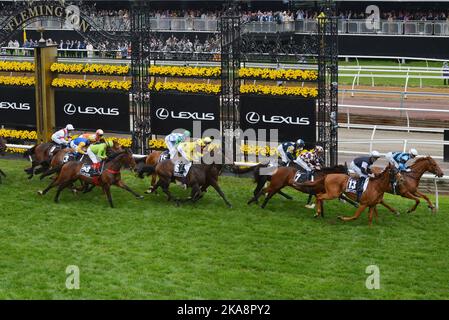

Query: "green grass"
left=1, top=158, right=449, bottom=299
left=338, top=59, right=448, bottom=88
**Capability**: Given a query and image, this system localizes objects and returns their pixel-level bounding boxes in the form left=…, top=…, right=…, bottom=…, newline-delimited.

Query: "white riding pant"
left=294, top=157, right=312, bottom=172
left=165, top=136, right=178, bottom=159
left=87, top=148, right=100, bottom=164
left=52, top=136, right=68, bottom=146
left=277, top=145, right=289, bottom=164
left=349, top=161, right=367, bottom=179
left=385, top=152, right=400, bottom=169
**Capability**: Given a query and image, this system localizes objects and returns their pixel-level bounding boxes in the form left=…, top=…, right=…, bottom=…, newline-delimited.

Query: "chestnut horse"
left=23, top=142, right=56, bottom=179
left=372, top=156, right=444, bottom=214
left=0, top=137, right=6, bottom=183
left=309, top=163, right=395, bottom=225
left=37, top=149, right=143, bottom=207
left=240, top=163, right=348, bottom=209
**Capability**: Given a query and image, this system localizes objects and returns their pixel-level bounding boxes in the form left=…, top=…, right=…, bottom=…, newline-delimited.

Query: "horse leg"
left=210, top=180, right=232, bottom=208
left=248, top=177, right=267, bottom=205
left=279, top=190, right=293, bottom=200
left=0, top=169, right=6, bottom=177
left=102, top=184, right=114, bottom=208
left=380, top=200, right=400, bottom=216
left=38, top=179, right=59, bottom=195
left=368, top=207, right=374, bottom=227
left=305, top=194, right=316, bottom=209
left=25, top=161, right=38, bottom=179
left=54, top=180, right=72, bottom=203
left=147, top=173, right=158, bottom=194
left=338, top=204, right=367, bottom=222
left=413, top=190, right=436, bottom=213
left=402, top=191, right=421, bottom=213
left=115, top=180, right=144, bottom=199
left=261, top=188, right=279, bottom=209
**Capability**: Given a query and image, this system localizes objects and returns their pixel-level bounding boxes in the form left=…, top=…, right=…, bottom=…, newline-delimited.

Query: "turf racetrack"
left=0, top=158, right=448, bottom=299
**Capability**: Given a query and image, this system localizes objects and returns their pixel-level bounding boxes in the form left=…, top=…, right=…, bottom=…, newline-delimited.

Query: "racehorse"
left=312, top=163, right=396, bottom=226
left=238, top=163, right=348, bottom=209
left=0, top=137, right=6, bottom=183
left=37, top=148, right=143, bottom=207
left=141, top=148, right=232, bottom=207
left=23, top=142, right=56, bottom=179
left=372, top=156, right=444, bottom=214
left=39, top=140, right=122, bottom=180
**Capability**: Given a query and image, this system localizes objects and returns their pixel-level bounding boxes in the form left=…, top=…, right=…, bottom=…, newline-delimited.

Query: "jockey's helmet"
left=409, top=148, right=418, bottom=157
left=203, top=137, right=212, bottom=144
left=96, top=129, right=104, bottom=136
left=296, top=139, right=305, bottom=148
left=370, top=150, right=381, bottom=158
left=66, top=124, right=74, bottom=131
left=183, top=130, right=191, bottom=138
left=315, top=145, right=324, bottom=154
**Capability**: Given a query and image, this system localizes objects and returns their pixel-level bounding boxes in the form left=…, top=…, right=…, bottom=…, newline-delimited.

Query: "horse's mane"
left=106, top=150, right=127, bottom=162
left=410, top=156, right=432, bottom=167
left=371, top=164, right=392, bottom=180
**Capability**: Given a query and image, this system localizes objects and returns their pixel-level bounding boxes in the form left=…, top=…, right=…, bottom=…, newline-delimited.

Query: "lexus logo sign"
left=156, top=108, right=169, bottom=120
left=64, top=103, right=76, bottom=115
left=246, top=112, right=260, bottom=124
left=63, top=103, right=119, bottom=116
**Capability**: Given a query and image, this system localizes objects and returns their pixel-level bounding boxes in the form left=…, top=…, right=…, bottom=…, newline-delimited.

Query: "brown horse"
left=39, top=140, right=122, bottom=180
left=0, top=137, right=6, bottom=183
left=372, top=156, right=444, bottom=214
left=312, top=163, right=395, bottom=226
left=240, top=163, right=348, bottom=209
left=24, top=142, right=58, bottom=179
left=37, top=149, right=143, bottom=207
left=142, top=148, right=232, bottom=207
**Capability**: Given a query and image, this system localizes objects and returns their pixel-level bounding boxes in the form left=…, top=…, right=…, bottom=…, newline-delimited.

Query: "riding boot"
left=356, top=177, right=365, bottom=202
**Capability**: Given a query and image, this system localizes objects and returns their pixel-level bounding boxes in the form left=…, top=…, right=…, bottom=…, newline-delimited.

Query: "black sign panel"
left=150, top=92, right=220, bottom=135
left=0, top=86, right=36, bottom=128
left=240, top=95, right=316, bottom=145
left=55, top=90, right=130, bottom=132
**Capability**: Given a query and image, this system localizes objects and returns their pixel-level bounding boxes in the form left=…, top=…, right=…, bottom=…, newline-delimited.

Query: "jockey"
left=277, top=139, right=305, bottom=166
left=81, top=129, right=104, bottom=144
left=51, top=124, right=74, bottom=147
left=350, top=150, right=381, bottom=200
left=165, top=130, right=191, bottom=159
left=86, top=140, right=114, bottom=175
left=294, top=145, right=324, bottom=180
left=69, top=136, right=90, bottom=158
left=385, top=148, right=418, bottom=172
left=176, top=138, right=205, bottom=164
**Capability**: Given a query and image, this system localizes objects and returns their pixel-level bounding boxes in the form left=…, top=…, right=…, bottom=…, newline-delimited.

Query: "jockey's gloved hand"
left=405, top=168, right=412, bottom=172
left=368, top=173, right=375, bottom=178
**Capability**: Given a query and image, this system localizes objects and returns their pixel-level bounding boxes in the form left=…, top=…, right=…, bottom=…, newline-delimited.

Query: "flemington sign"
left=5, top=3, right=90, bottom=33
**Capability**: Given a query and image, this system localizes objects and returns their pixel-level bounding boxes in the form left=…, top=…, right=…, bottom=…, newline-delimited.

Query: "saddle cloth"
left=63, top=152, right=78, bottom=164
left=174, top=161, right=192, bottom=178
left=346, top=177, right=369, bottom=194
left=159, top=150, right=170, bottom=162
left=293, top=170, right=313, bottom=183
left=80, top=163, right=101, bottom=177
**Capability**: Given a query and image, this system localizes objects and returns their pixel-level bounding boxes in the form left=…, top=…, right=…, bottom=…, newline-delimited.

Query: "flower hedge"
left=0, top=61, right=35, bottom=72
left=149, top=65, right=221, bottom=78
left=239, top=67, right=318, bottom=81
left=50, top=63, right=129, bottom=75
left=240, top=84, right=318, bottom=97
left=0, top=76, right=35, bottom=86
left=149, top=81, right=221, bottom=94
left=52, top=78, right=131, bottom=91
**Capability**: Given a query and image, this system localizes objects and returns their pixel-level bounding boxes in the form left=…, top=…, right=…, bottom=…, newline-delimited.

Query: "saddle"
left=293, top=170, right=314, bottom=183
left=48, top=144, right=63, bottom=157
left=80, top=162, right=102, bottom=178
left=159, top=150, right=170, bottom=162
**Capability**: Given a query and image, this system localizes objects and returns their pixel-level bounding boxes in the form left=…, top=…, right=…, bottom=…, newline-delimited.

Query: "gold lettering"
left=54, top=6, right=63, bottom=17
left=20, top=10, right=28, bottom=23
left=45, top=5, right=54, bottom=16
left=27, top=7, right=39, bottom=18
left=79, top=19, right=90, bottom=33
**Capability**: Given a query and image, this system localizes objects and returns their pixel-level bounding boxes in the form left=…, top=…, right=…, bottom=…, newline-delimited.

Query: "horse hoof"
left=137, top=195, right=144, bottom=199
left=37, top=190, right=43, bottom=196
left=395, top=212, right=401, bottom=217
left=305, top=204, right=316, bottom=209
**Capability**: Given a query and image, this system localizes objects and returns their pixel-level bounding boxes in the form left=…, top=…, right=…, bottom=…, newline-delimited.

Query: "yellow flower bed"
left=240, top=84, right=318, bottom=97
left=239, top=67, right=318, bottom=81
left=0, top=129, right=37, bottom=140
left=149, top=65, right=221, bottom=78
left=50, top=63, right=129, bottom=75
left=52, top=78, right=131, bottom=91
left=149, top=81, right=221, bottom=94
left=0, top=61, right=35, bottom=72
left=0, top=76, right=34, bottom=86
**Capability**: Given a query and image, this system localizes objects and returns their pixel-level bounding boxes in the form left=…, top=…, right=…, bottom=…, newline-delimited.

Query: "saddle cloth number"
left=63, top=153, right=75, bottom=163
left=347, top=178, right=358, bottom=192
left=80, top=164, right=91, bottom=176
left=160, top=151, right=169, bottom=162
left=174, top=162, right=186, bottom=177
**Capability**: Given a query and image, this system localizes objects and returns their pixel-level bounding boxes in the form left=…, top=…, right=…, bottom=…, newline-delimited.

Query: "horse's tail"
left=24, top=145, right=36, bottom=158
left=136, top=164, right=155, bottom=179
left=40, top=165, right=62, bottom=180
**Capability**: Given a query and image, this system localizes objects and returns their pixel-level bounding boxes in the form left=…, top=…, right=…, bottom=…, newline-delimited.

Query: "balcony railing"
left=2, top=16, right=449, bottom=36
